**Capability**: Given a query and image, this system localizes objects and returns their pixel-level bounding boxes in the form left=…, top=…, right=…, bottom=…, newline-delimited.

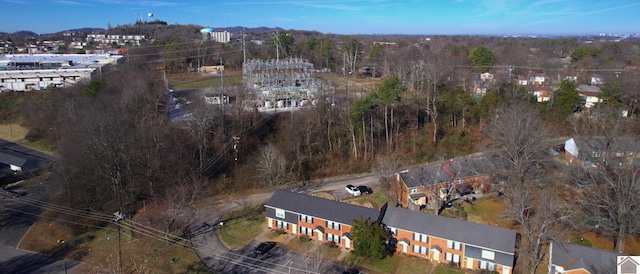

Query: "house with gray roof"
left=381, top=205, right=516, bottom=273
left=564, top=137, right=640, bottom=167
left=0, top=149, right=41, bottom=172
left=392, top=156, right=494, bottom=210
left=550, top=242, right=619, bottom=274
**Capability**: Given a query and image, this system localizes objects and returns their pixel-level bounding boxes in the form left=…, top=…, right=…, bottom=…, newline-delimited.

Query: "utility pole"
left=113, top=211, right=125, bottom=274
left=507, top=65, right=514, bottom=84
left=242, top=28, right=246, bottom=64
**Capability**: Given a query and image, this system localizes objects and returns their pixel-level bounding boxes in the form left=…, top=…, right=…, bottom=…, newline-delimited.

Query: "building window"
left=300, top=215, right=313, bottom=223
left=276, top=220, right=288, bottom=229
left=479, top=261, right=495, bottom=271
left=389, top=227, right=397, bottom=236
left=413, top=233, right=428, bottom=243
left=481, top=250, right=495, bottom=260
left=326, top=233, right=340, bottom=243
left=409, top=187, right=417, bottom=194
left=445, top=253, right=460, bottom=263
left=275, top=209, right=285, bottom=219
left=412, top=245, right=427, bottom=255
left=447, top=240, right=461, bottom=250
left=300, top=226, right=313, bottom=236
left=326, top=221, right=340, bottom=230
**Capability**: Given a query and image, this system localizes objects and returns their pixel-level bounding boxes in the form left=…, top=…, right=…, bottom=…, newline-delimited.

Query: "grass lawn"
left=20, top=213, right=210, bottom=273
left=171, top=75, right=243, bottom=91
left=434, top=265, right=464, bottom=274
left=217, top=203, right=266, bottom=250
left=0, top=122, right=56, bottom=154
left=570, top=236, right=593, bottom=247
left=310, top=191, right=335, bottom=200
left=463, top=195, right=510, bottom=227
left=347, top=191, right=388, bottom=209
left=283, top=235, right=316, bottom=254
left=343, top=253, right=435, bottom=274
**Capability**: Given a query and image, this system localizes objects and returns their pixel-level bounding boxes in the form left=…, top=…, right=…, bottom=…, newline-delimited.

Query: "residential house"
left=392, top=157, right=493, bottom=210
left=517, top=76, right=529, bottom=86
left=265, top=189, right=380, bottom=250
left=265, top=190, right=518, bottom=273
left=550, top=243, right=619, bottom=274
left=480, top=72, right=494, bottom=82
left=564, top=75, right=578, bottom=83
left=578, top=85, right=602, bottom=108
left=382, top=205, right=516, bottom=273
left=564, top=137, right=640, bottom=167
left=532, top=74, right=547, bottom=86
left=0, top=150, right=42, bottom=172
left=532, top=88, right=552, bottom=103
left=591, top=74, right=604, bottom=86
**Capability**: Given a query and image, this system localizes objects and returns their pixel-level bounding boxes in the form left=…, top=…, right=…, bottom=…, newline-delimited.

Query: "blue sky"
left=2, top=0, right=639, bottom=35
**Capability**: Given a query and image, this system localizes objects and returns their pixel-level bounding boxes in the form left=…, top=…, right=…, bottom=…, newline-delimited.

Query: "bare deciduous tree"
left=485, top=102, right=566, bottom=273
left=256, top=143, right=289, bottom=186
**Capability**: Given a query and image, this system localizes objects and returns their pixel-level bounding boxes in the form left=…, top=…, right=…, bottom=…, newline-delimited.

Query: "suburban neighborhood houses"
left=2, top=4, right=640, bottom=272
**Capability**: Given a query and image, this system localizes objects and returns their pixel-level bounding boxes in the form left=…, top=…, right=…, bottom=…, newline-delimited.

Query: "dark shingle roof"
left=399, top=156, right=493, bottom=188
left=266, top=189, right=380, bottom=225
left=551, top=243, right=619, bottom=273
left=0, top=150, right=40, bottom=170
left=381, top=205, right=516, bottom=253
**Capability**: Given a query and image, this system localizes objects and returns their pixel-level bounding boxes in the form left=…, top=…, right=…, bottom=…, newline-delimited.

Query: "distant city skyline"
left=1, top=0, right=639, bottom=36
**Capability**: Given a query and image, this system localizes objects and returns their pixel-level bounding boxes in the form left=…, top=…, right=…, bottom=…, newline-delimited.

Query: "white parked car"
left=346, top=184, right=361, bottom=196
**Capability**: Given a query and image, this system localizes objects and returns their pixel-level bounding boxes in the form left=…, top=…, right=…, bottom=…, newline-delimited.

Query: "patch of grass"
left=217, top=203, right=266, bottom=250
left=348, top=191, right=388, bottom=209
left=463, top=195, right=508, bottom=227
left=311, top=191, right=335, bottom=200
left=392, top=255, right=433, bottom=274
left=171, top=75, right=243, bottom=91
left=434, top=265, right=464, bottom=274
left=25, top=139, right=56, bottom=153
left=0, top=123, right=29, bottom=143
left=570, top=236, right=593, bottom=247
left=19, top=218, right=76, bottom=255
left=343, top=253, right=432, bottom=274
left=284, top=235, right=316, bottom=254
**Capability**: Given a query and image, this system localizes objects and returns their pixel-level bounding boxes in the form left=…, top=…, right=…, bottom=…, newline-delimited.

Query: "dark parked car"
left=255, top=241, right=276, bottom=254
left=357, top=185, right=372, bottom=195
left=343, top=268, right=359, bottom=274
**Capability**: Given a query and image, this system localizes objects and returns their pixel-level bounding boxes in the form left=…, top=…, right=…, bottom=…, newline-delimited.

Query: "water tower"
left=200, top=27, right=214, bottom=40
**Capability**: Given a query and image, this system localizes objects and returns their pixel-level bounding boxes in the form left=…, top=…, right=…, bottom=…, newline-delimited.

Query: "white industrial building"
left=200, top=28, right=231, bottom=43
left=0, top=54, right=122, bottom=91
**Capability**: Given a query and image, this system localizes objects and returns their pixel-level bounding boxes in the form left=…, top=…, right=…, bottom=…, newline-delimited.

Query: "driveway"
left=191, top=172, right=387, bottom=273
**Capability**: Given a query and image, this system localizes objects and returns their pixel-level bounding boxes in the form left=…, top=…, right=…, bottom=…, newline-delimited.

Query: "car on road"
left=255, top=241, right=276, bottom=254
left=357, top=185, right=372, bottom=195
left=345, top=184, right=361, bottom=196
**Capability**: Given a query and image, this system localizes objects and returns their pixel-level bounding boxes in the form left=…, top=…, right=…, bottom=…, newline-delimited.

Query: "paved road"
left=191, top=172, right=387, bottom=274
left=0, top=138, right=79, bottom=273
left=0, top=184, right=81, bottom=273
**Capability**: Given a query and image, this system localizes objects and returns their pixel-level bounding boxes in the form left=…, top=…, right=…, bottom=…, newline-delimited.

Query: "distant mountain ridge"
left=214, top=26, right=285, bottom=34
left=6, top=26, right=283, bottom=36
